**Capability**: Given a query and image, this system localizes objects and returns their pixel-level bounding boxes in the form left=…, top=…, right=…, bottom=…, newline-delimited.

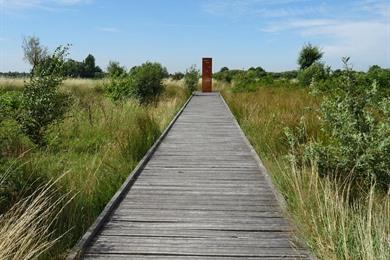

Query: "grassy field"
left=0, top=78, right=188, bottom=258
left=221, top=82, right=389, bottom=260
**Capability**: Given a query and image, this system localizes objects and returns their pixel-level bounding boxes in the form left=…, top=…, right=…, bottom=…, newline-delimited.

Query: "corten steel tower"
left=202, top=58, right=212, bottom=92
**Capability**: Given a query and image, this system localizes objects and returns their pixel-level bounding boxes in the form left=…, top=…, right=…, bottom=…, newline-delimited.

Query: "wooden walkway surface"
left=72, top=93, right=311, bottom=259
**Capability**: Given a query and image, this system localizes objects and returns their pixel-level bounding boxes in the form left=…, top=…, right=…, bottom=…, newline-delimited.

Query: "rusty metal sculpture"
left=202, top=58, right=212, bottom=92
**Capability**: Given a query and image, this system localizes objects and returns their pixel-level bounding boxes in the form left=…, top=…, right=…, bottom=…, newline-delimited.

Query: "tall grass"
left=0, top=168, right=68, bottom=260
left=0, top=80, right=188, bottom=258
left=222, top=86, right=389, bottom=259
left=267, top=158, right=390, bottom=259
left=0, top=77, right=25, bottom=91
left=223, top=86, right=321, bottom=157
left=0, top=77, right=106, bottom=92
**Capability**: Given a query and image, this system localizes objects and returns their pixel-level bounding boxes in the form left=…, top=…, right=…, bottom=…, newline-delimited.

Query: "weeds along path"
left=69, top=92, right=311, bottom=259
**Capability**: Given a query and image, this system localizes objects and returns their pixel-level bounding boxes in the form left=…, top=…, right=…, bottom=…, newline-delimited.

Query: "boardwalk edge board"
left=67, top=94, right=194, bottom=260
left=219, top=93, right=315, bottom=259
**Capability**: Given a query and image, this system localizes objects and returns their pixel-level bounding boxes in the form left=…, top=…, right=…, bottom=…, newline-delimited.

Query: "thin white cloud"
left=97, top=26, right=120, bottom=33
left=206, top=0, right=390, bottom=68
left=261, top=19, right=337, bottom=32
left=0, top=0, right=42, bottom=10
left=308, top=21, right=388, bottom=63
left=255, top=4, right=328, bottom=18
left=262, top=18, right=389, bottom=68
left=0, top=0, right=92, bottom=10
left=56, top=0, right=92, bottom=5
left=203, top=0, right=310, bottom=16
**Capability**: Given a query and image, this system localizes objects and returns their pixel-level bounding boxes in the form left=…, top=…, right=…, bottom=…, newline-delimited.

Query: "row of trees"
left=63, top=54, right=103, bottom=78
left=22, top=36, right=103, bottom=78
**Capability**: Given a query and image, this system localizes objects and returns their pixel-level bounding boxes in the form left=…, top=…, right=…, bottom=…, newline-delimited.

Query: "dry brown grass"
left=269, top=159, right=390, bottom=260
left=0, top=171, right=68, bottom=260
left=0, top=77, right=106, bottom=92
left=223, top=86, right=321, bottom=157
left=0, top=77, right=25, bottom=91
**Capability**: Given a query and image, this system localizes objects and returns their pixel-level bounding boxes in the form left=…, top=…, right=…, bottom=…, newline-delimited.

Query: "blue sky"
left=0, top=0, right=389, bottom=73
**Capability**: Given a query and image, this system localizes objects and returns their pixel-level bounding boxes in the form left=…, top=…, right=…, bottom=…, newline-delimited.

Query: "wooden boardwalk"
left=71, top=93, right=311, bottom=259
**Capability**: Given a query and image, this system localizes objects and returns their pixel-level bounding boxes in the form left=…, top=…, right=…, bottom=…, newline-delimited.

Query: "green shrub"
left=260, top=74, right=274, bottom=85
left=291, top=59, right=389, bottom=191
left=269, top=70, right=298, bottom=80
left=366, top=65, right=390, bottom=91
left=214, top=69, right=242, bottom=83
left=105, top=62, right=167, bottom=104
left=248, top=66, right=267, bottom=77
left=129, top=62, right=167, bottom=104
left=0, top=91, right=22, bottom=123
left=184, top=65, right=199, bottom=93
left=106, top=61, right=125, bottom=77
left=214, top=71, right=233, bottom=83
left=232, top=71, right=258, bottom=92
left=104, top=74, right=133, bottom=101
left=17, top=46, right=71, bottom=146
left=298, top=62, right=330, bottom=87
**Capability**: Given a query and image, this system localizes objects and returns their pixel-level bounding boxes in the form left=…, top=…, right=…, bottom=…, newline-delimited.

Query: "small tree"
left=298, top=43, right=323, bottom=70
left=22, top=36, right=48, bottom=71
left=18, top=45, right=71, bottom=145
left=129, top=62, right=167, bottom=104
left=184, top=65, right=199, bottom=93
left=82, top=54, right=96, bottom=78
left=107, top=61, right=125, bottom=77
left=291, top=58, right=390, bottom=191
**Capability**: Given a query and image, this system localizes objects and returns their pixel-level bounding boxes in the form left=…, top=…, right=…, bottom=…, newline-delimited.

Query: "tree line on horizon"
left=1, top=36, right=103, bottom=79
left=1, top=36, right=388, bottom=87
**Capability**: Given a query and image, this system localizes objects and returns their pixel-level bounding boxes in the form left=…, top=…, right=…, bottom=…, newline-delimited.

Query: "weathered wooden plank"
left=89, top=236, right=295, bottom=248
left=83, top=254, right=301, bottom=260
left=86, top=245, right=307, bottom=257
left=114, top=205, right=280, bottom=212
left=99, top=228, right=292, bottom=239
left=119, top=199, right=279, bottom=207
left=118, top=194, right=277, bottom=200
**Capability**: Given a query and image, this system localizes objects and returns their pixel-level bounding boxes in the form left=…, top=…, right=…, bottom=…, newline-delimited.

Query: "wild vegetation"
left=219, top=44, right=389, bottom=259
left=104, top=61, right=169, bottom=104
left=184, top=65, right=200, bottom=93
left=0, top=37, right=188, bottom=258
left=1, top=37, right=389, bottom=259
left=1, top=79, right=187, bottom=258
